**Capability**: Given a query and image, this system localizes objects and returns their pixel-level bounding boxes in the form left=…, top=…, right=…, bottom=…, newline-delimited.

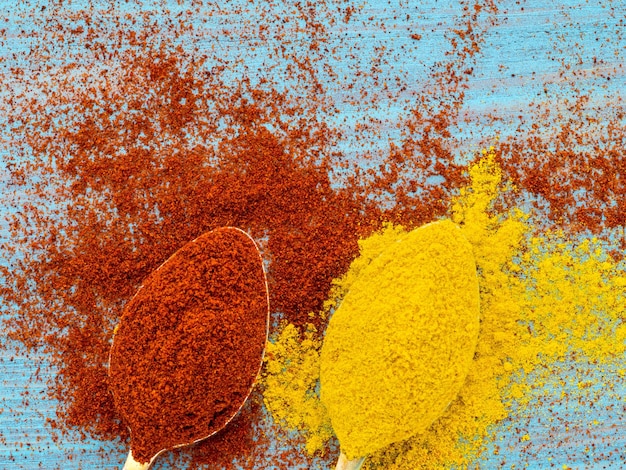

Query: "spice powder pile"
left=320, top=220, right=480, bottom=460
left=108, top=228, right=268, bottom=463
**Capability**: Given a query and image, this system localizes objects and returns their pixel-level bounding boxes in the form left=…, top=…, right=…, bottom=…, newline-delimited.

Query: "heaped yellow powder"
left=260, top=224, right=409, bottom=456
left=261, top=147, right=626, bottom=468
left=319, top=219, right=481, bottom=459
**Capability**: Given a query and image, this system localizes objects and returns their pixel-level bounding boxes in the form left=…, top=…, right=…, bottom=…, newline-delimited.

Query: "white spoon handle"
left=335, top=452, right=366, bottom=470
left=122, top=450, right=153, bottom=470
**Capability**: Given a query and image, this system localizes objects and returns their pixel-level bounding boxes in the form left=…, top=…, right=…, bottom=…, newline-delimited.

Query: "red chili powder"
left=0, top=35, right=370, bottom=465
left=108, top=227, right=269, bottom=463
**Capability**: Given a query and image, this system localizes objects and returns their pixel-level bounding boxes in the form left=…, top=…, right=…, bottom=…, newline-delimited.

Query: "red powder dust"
left=109, top=228, right=269, bottom=463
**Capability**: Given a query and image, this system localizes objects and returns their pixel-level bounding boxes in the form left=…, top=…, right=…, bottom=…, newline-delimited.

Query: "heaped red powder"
left=108, top=228, right=269, bottom=463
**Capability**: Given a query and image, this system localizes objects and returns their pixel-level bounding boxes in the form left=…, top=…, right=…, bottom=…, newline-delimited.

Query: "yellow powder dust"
left=488, top=228, right=626, bottom=467
left=260, top=147, right=626, bottom=468
left=519, top=232, right=626, bottom=364
left=319, top=219, right=481, bottom=459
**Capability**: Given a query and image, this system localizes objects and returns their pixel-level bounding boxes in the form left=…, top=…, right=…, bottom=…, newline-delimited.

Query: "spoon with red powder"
left=108, top=227, right=270, bottom=470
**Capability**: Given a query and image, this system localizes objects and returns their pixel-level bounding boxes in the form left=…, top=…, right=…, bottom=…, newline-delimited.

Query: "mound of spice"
left=108, top=227, right=269, bottom=464
left=320, top=219, right=480, bottom=460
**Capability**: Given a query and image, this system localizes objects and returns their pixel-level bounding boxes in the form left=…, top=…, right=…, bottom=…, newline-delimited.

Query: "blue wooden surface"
left=0, top=0, right=625, bottom=468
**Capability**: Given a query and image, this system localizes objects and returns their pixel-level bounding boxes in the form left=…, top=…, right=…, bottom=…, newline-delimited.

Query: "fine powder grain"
left=319, top=219, right=480, bottom=459
left=108, top=227, right=269, bottom=463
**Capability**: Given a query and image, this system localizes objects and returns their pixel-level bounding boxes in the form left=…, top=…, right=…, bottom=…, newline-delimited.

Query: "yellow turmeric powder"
left=260, top=147, right=626, bottom=469
left=519, top=232, right=626, bottom=364
left=319, top=219, right=481, bottom=459
left=262, top=322, right=333, bottom=455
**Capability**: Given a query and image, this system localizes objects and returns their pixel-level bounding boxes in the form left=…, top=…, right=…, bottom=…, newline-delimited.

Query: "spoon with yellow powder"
left=320, top=219, right=481, bottom=469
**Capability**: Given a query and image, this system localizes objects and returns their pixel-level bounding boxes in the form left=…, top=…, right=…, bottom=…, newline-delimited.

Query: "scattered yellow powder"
left=261, top=322, right=334, bottom=455
left=519, top=232, right=626, bottom=364
left=319, top=219, right=481, bottom=459
left=321, top=222, right=409, bottom=318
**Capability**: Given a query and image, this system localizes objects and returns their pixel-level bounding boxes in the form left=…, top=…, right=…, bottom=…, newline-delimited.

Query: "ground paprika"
left=108, top=227, right=269, bottom=464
